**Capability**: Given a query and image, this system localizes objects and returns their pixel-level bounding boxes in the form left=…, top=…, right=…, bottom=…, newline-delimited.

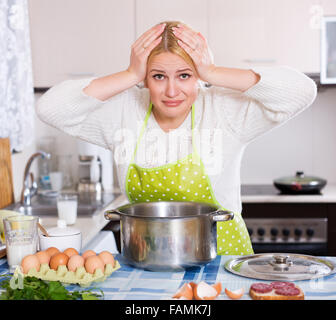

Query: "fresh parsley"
left=0, top=275, right=104, bottom=300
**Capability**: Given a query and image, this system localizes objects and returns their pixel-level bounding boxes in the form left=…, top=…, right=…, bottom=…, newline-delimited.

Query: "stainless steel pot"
left=104, top=201, right=234, bottom=271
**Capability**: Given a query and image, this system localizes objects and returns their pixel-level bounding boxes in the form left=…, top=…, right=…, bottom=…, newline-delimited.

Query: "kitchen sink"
left=5, top=192, right=121, bottom=217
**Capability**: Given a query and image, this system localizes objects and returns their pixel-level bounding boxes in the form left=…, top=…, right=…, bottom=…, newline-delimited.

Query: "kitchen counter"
left=1, top=254, right=334, bottom=300
left=38, top=193, right=128, bottom=248
left=92, top=184, right=336, bottom=208
left=241, top=184, right=336, bottom=203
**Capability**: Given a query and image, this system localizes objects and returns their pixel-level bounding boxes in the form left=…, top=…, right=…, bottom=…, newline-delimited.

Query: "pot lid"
left=224, top=253, right=335, bottom=281
left=46, top=220, right=81, bottom=237
left=274, top=171, right=327, bottom=186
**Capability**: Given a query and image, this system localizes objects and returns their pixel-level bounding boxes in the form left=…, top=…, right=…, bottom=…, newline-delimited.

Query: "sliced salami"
left=271, top=282, right=295, bottom=289
left=250, top=283, right=273, bottom=293
left=275, top=286, right=301, bottom=296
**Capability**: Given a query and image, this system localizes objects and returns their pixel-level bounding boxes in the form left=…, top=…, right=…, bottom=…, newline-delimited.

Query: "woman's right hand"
left=127, top=23, right=166, bottom=83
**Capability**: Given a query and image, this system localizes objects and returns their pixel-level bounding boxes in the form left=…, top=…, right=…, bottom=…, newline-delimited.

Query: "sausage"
left=271, top=282, right=295, bottom=289
left=275, top=286, right=301, bottom=296
left=250, top=283, right=273, bottom=293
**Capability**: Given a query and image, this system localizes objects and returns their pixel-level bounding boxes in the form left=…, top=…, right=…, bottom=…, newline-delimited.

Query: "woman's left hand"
left=172, top=24, right=215, bottom=83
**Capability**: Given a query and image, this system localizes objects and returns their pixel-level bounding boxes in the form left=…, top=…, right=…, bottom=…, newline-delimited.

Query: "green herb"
left=0, top=275, right=104, bottom=300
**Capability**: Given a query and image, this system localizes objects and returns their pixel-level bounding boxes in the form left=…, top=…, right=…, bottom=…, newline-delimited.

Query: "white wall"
left=10, top=93, right=80, bottom=202
left=34, top=93, right=79, bottom=183
left=241, top=86, right=336, bottom=184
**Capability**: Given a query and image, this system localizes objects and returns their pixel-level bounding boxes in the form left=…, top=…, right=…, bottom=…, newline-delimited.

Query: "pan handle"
left=104, top=209, right=122, bottom=221
left=210, top=210, right=234, bottom=223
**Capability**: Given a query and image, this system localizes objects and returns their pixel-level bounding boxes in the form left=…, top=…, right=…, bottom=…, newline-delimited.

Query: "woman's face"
left=145, top=52, right=199, bottom=121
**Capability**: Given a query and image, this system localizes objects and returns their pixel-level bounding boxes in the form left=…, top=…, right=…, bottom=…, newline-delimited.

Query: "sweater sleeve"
left=212, top=66, right=317, bottom=143
left=36, top=77, right=147, bottom=150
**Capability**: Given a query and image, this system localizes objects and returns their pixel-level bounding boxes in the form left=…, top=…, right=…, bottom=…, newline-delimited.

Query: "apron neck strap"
left=131, top=102, right=153, bottom=162
left=191, top=103, right=197, bottom=152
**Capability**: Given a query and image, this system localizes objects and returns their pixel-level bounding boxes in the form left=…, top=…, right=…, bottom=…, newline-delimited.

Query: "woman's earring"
left=136, top=81, right=145, bottom=89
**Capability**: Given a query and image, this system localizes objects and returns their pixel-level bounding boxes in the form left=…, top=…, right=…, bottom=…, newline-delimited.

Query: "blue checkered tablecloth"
left=0, top=255, right=335, bottom=300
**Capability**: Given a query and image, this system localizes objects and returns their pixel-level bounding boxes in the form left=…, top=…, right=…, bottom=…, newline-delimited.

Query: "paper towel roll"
left=90, top=156, right=100, bottom=183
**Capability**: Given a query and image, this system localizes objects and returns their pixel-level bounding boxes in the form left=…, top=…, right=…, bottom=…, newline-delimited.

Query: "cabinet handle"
left=242, top=59, right=276, bottom=63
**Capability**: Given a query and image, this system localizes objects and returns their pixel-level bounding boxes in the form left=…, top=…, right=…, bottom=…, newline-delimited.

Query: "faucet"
left=20, top=151, right=51, bottom=207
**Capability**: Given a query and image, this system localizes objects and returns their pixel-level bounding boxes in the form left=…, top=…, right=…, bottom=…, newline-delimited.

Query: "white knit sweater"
left=36, top=66, right=317, bottom=214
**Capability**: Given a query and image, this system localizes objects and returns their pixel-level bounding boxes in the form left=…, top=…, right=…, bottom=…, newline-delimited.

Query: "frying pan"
left=273, top=171, right=327, bottom=194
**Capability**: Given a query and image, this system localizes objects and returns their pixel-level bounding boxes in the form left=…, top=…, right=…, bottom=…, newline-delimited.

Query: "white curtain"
left=0, top=0, right=34, bottom=151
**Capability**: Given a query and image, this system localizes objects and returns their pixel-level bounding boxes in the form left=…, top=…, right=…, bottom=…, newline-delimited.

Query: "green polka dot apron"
left=125, top=102, right=253, bottom=255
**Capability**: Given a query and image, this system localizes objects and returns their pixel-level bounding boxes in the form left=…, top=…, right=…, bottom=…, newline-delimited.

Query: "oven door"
left=251, top=242, right=327, bottom=256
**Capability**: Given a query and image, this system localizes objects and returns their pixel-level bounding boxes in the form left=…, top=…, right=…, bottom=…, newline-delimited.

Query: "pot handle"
left=104, top=209, right=122, bottom=221
left=210, top=210, right=234, bottom=223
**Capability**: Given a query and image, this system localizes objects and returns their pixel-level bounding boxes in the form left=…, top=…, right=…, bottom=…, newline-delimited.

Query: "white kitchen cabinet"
left=28, top=0, right=333, bottom=87
left=270, top=0, right=321, bottom=74
left=208, top=0, right=321, bottom=73
left=28, top=0, right=135, bottom=87
left=321, top=0, right=336, bottom=15
left=208, top=0, right=275, bottom=69
left=135, top=0, right=208, bottom=39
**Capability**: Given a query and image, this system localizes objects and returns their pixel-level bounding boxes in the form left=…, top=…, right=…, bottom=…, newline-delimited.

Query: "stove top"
left=241, top=184, right=322, bottom=196
left=241, top=184, right=280, bottom=196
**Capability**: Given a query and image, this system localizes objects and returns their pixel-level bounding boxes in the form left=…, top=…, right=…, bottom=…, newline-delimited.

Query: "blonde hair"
left=147, top=20, right=197, bottom=72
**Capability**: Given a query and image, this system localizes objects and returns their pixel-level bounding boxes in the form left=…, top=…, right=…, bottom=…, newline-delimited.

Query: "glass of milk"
left=57, top=193, right=78, bottom=225
left=3, top=215, right=38, bottom=273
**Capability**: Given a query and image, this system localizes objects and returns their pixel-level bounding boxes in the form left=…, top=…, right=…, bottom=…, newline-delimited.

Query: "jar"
left=39, top=220, right=82, bottom=252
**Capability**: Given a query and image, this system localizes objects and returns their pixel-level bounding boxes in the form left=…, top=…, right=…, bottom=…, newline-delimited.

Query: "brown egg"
left=84, top=255, right=104, bottom=274
left=63, top=248, right=79, bottom=258
left=82, top=250, right=96, bottom=260
left=98, top=251, right=115, bottom=267
left=49, top=252, right=69, bottom=270
left=21, top=254, right=41, bottom=274
left=67, top=254, right=85, bottom=272
left=35, top=251, right=51, bottom=264
left=45, top=247, right=60, bottom=257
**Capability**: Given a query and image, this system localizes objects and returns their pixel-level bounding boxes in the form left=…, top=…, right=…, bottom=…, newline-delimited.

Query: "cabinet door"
left=271, top=0, right=321, bottom=73
left=28, top=0, right=134, bottom=87
left=321, top=0, right=336, bottom=15
left=209, top=0, right=320, bottom=73
left=135, top=0, right=208, bottom=39
left=208, top=0, right=277, bottom=69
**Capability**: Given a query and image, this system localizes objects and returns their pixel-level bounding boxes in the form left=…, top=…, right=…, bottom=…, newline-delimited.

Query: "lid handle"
left=274, top=255, right=290, bottom=264
left=296, top=171, right=304, bottom=178
left=269, top=255, right=293, bottom=270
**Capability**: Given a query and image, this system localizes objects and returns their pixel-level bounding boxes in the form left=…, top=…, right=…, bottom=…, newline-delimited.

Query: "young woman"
left=37, top=21, right=317, bottom=255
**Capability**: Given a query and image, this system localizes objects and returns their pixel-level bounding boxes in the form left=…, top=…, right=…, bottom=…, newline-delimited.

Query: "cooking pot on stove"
left=273, top=171, right=327, bottom=194
left=104, top=201, right=234, bottom=271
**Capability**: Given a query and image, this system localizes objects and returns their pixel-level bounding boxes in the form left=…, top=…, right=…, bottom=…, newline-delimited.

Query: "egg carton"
left=14, top=260, right=120, bottom=287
